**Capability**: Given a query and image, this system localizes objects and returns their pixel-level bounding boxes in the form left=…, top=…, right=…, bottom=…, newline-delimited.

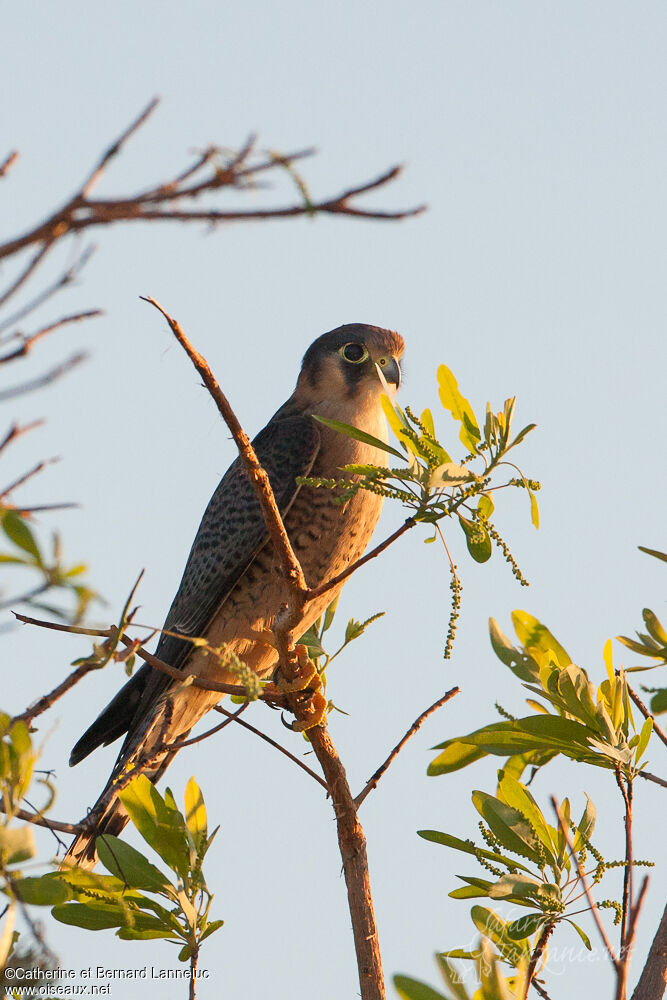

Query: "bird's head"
left=296, top=324, right=404, bottom=411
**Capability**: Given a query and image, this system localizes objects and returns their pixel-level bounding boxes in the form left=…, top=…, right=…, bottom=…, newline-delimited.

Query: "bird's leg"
left=266, top=644, right=328, bottom=731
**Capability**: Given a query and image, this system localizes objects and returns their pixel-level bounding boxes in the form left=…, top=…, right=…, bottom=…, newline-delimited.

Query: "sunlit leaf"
left=312, top=415, right=405, bottom=461
left=458, top=515, right=492, bottom=563
left=417, top=830, right=531, bottom=873
left=10, top=875, right=70, bottom=906
left=428, top=740, right=487, bottom=775
left=0, top=825, right=36, bottom=865
left=184, top=777, right=207, bottom=849
left=97, top=836, right=172, bottom=894
left=506, top=913, right=546, bottom=940
left=565, top=919, right=592, bottom=950
left=635, top=717, right=653, bottom=762
left=472, top=791, right=543, bottom=863
left=2, top=511, right=43, bottom=564
left=393, top=975, right=448, bottom=1000
left=437, top=365, right=481, bottom=454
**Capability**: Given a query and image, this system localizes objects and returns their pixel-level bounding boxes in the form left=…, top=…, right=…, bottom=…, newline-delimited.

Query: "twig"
left=551, top=796, right=619, bottom=967
left=0, top=420, right=44, bottom=456
left=212, top=705, right=328, bottom=790
left=0, top=456, right=59, bottom=499
left=0, top=351, right=87, bottom=402
left=0, top=151, right=18, bottom=179
left=80, top=98, right=160, bottom=197
left=12, top=611, right=283, bottom=710
left=0, top=243, right=95, bottom=336
left=0, top=584, right=49, bottom=613
left=307, top=517, right=416, bottom=601
left=0, top=802, right=84, bottom=836
left=625, top=875, right=650, bottom=967
left=161, top=702, right=248, bottom=751
left=0, top=309, right=102, bottom=365
left=630, top=902, right=667, bottom=1000
left=0, top=240, right=55, bottom=309
left=636, top=769, right=667, bottom=790
left=615, top=766, right=634, bottom=966
left=626, top=681, right=667, bottom=750
left=354, top=687, right=459, bottom=808
left=523, top=919, right=556, bottom=1000
left=141, top=296, right=308, bottom=596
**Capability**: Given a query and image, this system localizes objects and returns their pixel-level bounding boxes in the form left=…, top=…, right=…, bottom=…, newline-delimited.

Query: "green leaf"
left=2, top=511, right=42, bottom=563
left=488, top=874, right=543, bottom=901
left=200, top=919, right=225, bottom=942
left=573, top=795, right=596, bottom=852
left=650, top=688, right=667, bottom=714
left=472, top=791, right=543, bottom=863
left=97, top=836, right=172, bottom=894
left=488, top=618, right=537, bottom=681
left=458, top=514, right=492, bottom=563
left=430, top=463, right=477, bottom=488
left=322, top=594, right=340, bottom=633
left=393, top=975, right=448, bottom=1000
left=184, top=777, right=207, bottom=849
left=51, top=902, right=127, bottom=931
left=506, top=913, right=546, bottom=940
left=565, top=919, right=592, bottom=950
left=529, top=488, right=539, bottom=529
left=417, top=830, right=531, bottom=873
left=435, top=955, right=470, bottom=1000
left=470, top=905, right=530, bottom=963
left=643, top=609, right=667, bottom=647
left=437, top=365, right=481, bottom=454
left=509, top=424, right=537, bottom=449
left=477, top=495, right=494, bottom=520
left=496, top=774, right=556, bottom=861
left=635, top=717, right=653, bottom=762
left=0, top=825, right=36, bottom=865
left=427, top=740, right=487, bottom=775
left=10, top=875, right=70, bottom=906
left=511, top=611, right=571, bottom=667
left=312, top=415, right=405, bottom=461
left=118, top=775, right=190, bottom=878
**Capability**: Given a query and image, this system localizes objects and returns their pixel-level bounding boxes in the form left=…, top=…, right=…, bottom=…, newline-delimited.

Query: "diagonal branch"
left=141, top=295, right=308, bottom=596
left=354, top=687, right=459, bottom=808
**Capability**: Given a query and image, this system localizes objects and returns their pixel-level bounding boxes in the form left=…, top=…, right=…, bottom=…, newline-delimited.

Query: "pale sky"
left=3, top=3, right=666, bottom=998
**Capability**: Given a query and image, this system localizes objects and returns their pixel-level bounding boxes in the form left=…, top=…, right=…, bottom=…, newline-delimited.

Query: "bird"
left=64, top=323, right=404, bottom=867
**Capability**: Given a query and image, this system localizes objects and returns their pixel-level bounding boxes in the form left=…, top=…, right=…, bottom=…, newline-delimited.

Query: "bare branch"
left=212, top=704, right=328, bottom=790
left=0, top=310, right=102, bottom=365
left=0, top=151, right=19, bottom=179
left=80, top=97, right=160, bottom=197
left=0, top=351, right=87, bottom=402
left=354, top=687, right=459, bottom=808
left=636, top=769, right=667, bottom=790
left=626, top=680, right=667, bottom=750
left=0, top=420, right=44, bottom=456
left=141, top=295, right=308, bottom=596
left=0, top=802, right=84, bottom=836
left=0, top=243, right=95, bottom=336
left=0, top=456, right=59, bottom=500
left=0, top=240, right=55, bottom=309
left=307, top=517, right=416, bottom=602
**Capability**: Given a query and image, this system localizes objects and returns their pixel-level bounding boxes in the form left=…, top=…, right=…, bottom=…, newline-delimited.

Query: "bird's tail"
left=62, top=748, right=177, bottom=871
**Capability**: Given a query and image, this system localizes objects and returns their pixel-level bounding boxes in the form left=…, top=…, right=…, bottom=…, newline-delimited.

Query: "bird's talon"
left=291, top=691, right=328, bottom=732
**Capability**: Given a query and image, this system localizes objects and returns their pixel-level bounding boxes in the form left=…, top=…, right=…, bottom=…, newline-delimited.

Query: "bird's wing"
left=70, top=413, right=319, bottom=766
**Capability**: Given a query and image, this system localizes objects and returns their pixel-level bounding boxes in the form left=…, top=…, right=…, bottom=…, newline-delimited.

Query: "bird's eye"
left=340, top=342, right=368, bottom=364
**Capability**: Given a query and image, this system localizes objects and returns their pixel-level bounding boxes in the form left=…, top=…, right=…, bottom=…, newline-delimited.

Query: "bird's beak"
left=376, top=355, right=401, bottom=389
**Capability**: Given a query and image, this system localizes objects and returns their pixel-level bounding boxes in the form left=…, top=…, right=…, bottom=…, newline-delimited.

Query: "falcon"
left=65, top=323, right=404, bottom=866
